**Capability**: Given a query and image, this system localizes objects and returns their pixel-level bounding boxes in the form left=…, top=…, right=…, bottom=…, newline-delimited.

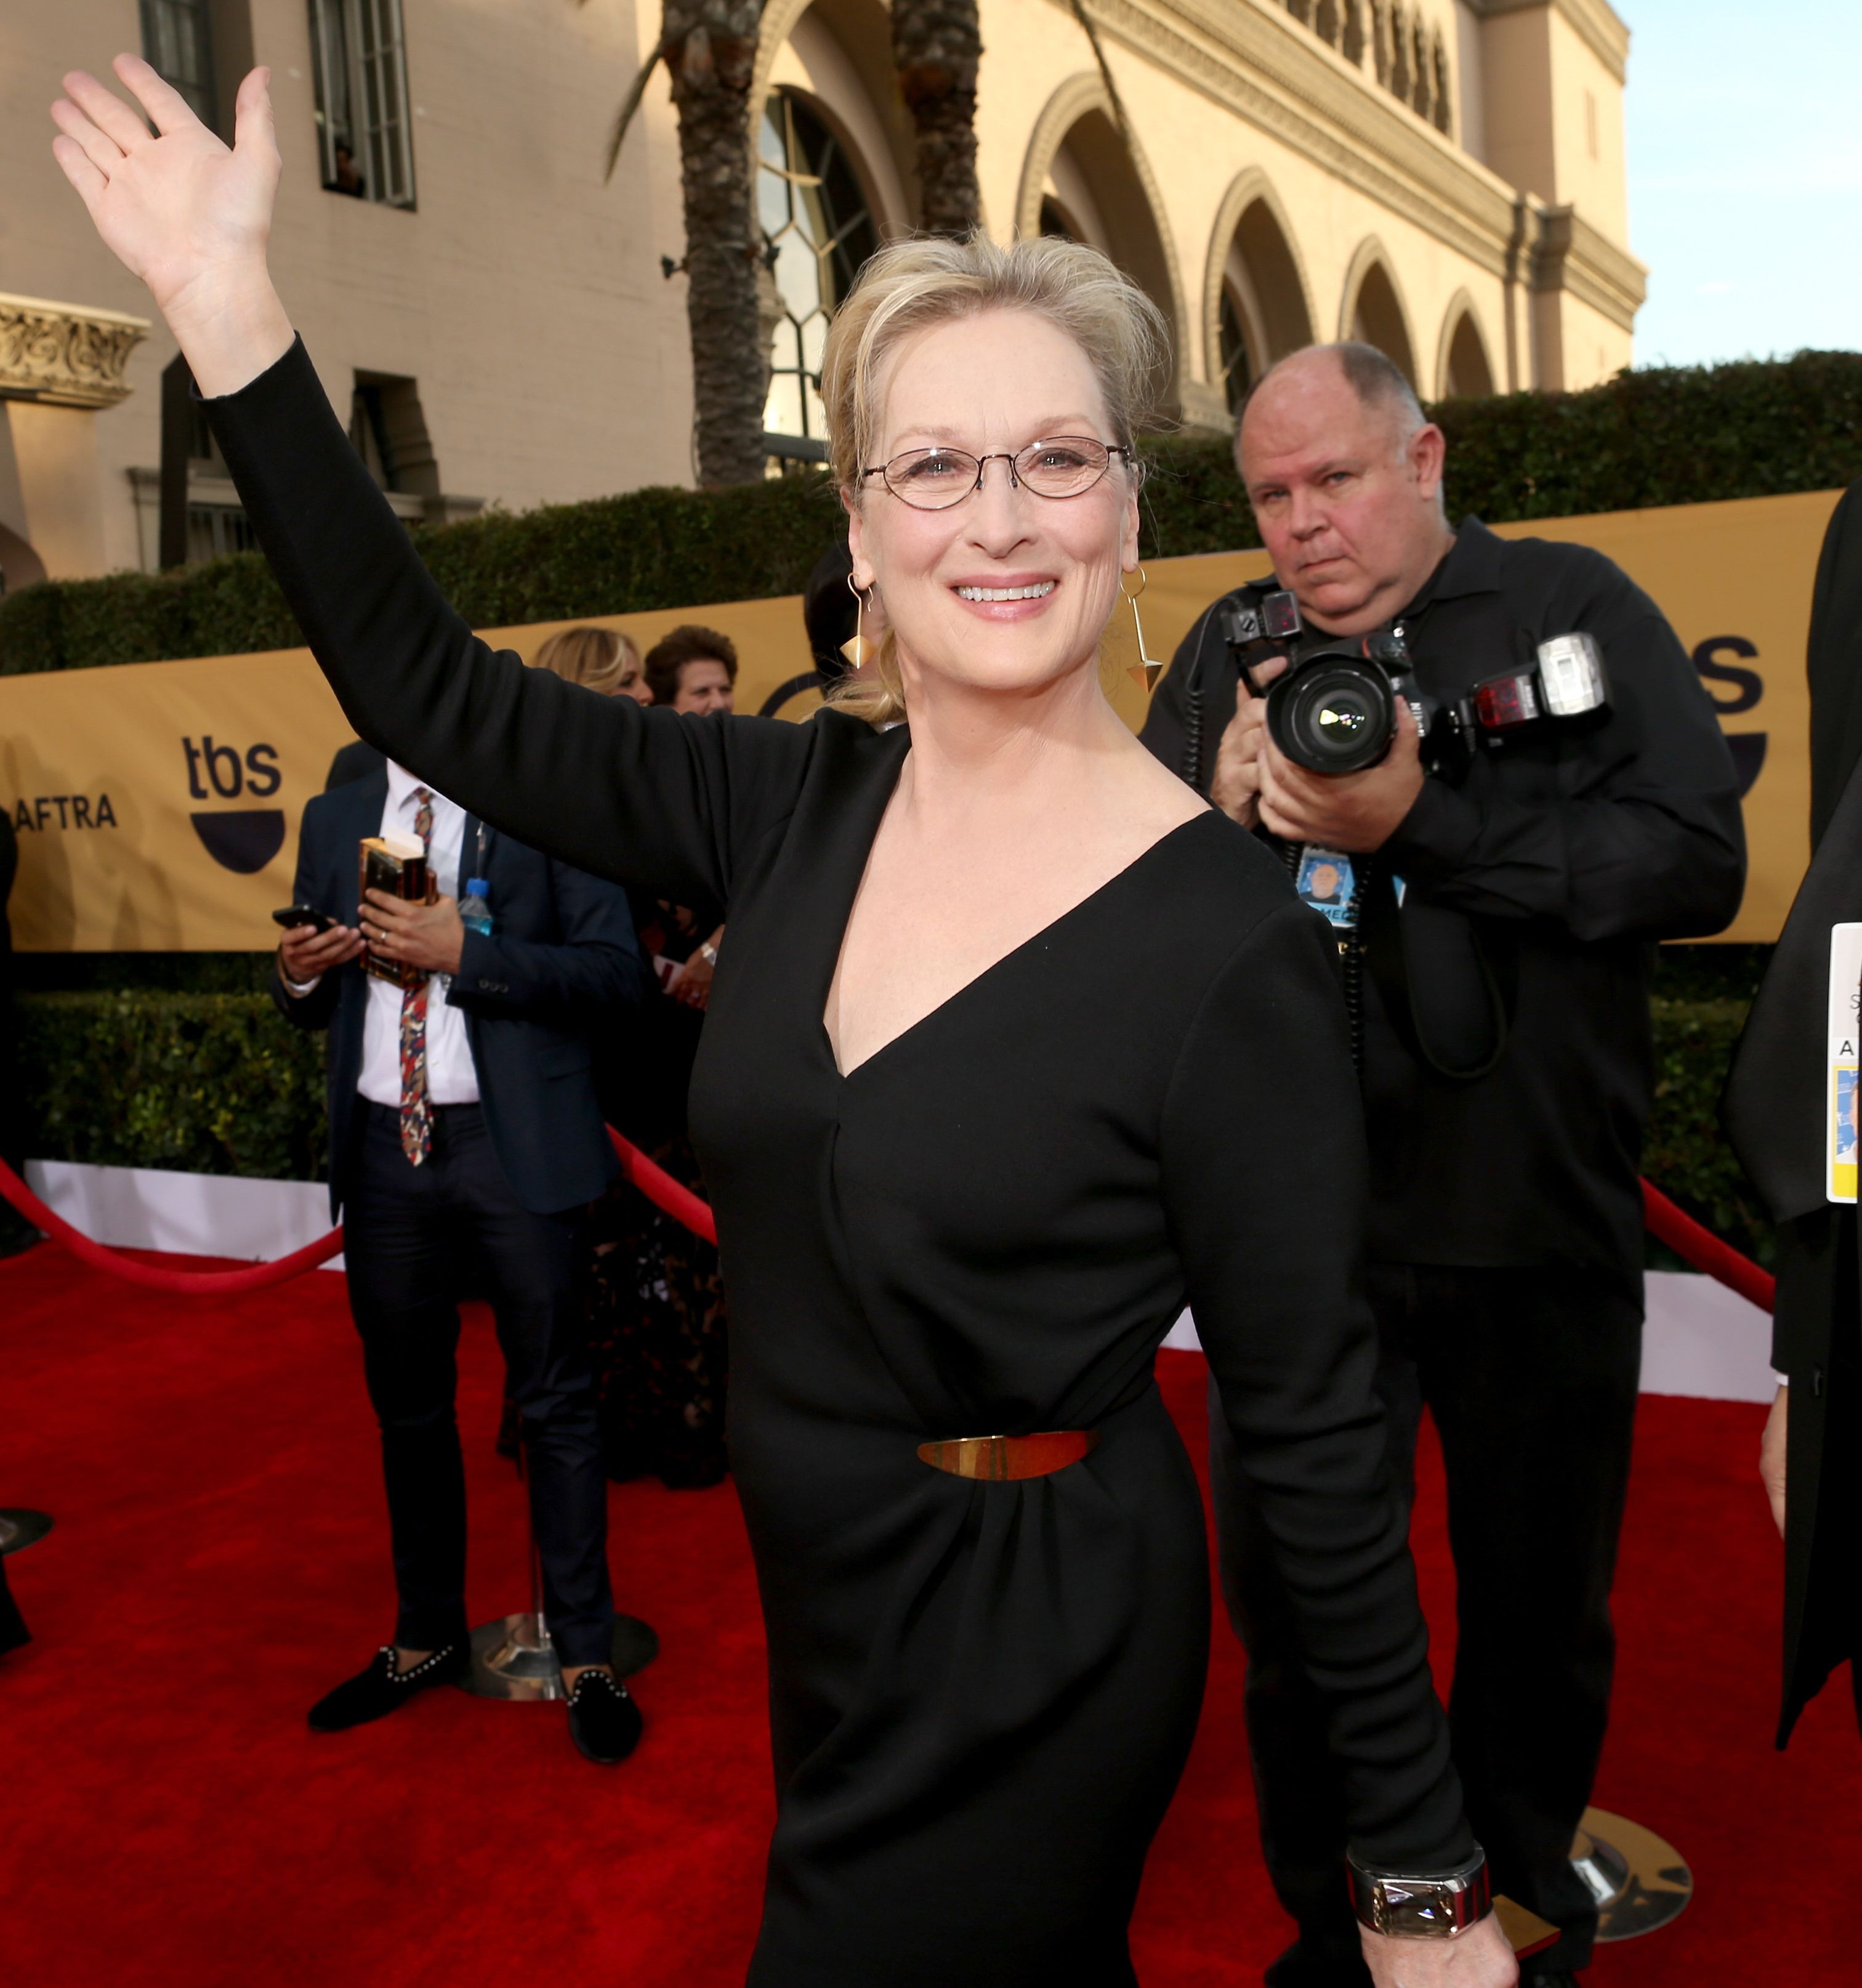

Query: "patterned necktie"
left=398, top=786, right=435, bottom=1165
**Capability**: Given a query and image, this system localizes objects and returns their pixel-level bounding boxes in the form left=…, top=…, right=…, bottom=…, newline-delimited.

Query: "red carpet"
left=2, top=1241, right=1855, bottom=1984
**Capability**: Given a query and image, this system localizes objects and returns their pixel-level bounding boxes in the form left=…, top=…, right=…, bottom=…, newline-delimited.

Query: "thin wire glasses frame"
left=860, top=437, right=1137, bottom=511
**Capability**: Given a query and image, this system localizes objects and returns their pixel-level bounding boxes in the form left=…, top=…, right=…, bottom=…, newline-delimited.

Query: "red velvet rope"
left=0, top=1154, right=347, bottom=1295
left=0, top=1126, right=718, bottom=1293
left=1640, top=1178, right=1776, bottom=1314
left=605, top=1128, right=720, bottom=1245
left=0, top=1148, right=1767, bottom=1312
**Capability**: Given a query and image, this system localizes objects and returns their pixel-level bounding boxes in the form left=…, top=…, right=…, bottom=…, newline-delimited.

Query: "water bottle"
left=459, top=876, right=495, bottom=938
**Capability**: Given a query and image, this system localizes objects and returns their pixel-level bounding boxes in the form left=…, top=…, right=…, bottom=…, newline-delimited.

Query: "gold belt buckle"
left=916, top=1429, right=1100, bottom=1481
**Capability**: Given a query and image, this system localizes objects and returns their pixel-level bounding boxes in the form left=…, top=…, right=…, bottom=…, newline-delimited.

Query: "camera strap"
left=1359, top=874, right=1518, bottom=1083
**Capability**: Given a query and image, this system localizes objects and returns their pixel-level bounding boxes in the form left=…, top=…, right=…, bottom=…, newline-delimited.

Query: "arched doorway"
left=1017, top=78, right=1188, bottom=410
left=1205, top=174, right=1316, bottom=415
left=1340, top=243, right=1417, bottom=386
left=1438, top=301, right=1496, bottom=398
left=757, top=89, right=881, bottom=445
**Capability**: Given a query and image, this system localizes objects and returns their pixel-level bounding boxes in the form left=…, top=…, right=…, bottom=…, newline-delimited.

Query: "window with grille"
left=140, top=0, right=217, bottom=129
left=308, top=0, right=417, bottom=208
left=186, top=504, right=258, bottom=562
left=758, top=93, right=878, bottom=443
left=1218, top=288, right=1254, bottom=415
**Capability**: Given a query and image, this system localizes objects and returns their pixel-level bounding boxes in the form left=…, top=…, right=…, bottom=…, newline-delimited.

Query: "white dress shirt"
left=355, top=764, right=480, bottom=1107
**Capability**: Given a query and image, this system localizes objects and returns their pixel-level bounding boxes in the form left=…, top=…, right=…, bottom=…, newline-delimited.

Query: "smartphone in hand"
left=272, top=905, right=335, bottom=935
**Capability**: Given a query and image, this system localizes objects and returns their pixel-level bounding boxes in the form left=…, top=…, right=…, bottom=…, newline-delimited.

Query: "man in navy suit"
left=274, top=758, right=648, bottom=1764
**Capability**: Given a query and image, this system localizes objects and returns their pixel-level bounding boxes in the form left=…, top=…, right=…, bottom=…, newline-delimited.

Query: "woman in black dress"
left=54, top=59, right=1515, bottom=1988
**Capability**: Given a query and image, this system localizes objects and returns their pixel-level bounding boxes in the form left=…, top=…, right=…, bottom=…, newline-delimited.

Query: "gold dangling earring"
left=1122, top=567, right=1163, bottom=692
left=842, top=572, right=878, bottom=673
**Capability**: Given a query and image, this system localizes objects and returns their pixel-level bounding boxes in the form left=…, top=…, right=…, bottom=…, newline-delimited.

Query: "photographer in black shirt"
left=1143, top=345, right=1746, bottom=1987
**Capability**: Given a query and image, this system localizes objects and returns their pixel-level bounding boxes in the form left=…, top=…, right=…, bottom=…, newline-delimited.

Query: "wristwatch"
left=698, top=940, right=719, bottom=966
left=1347, top=1849, right=1492, bottom=1938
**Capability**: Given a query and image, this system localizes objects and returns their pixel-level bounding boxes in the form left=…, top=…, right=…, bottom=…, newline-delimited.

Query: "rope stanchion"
left=0, top=1154, right=345, bottom=1295
left=1640, top=1178, right=1776, bottom=1314
left=606, top=1128, right=719, bottom=1245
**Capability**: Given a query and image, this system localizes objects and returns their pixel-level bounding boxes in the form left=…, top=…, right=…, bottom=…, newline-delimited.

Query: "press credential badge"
left=1828, top=923, right=1862, bottom=1204
left=1296, top=845, right=1358, bottom=931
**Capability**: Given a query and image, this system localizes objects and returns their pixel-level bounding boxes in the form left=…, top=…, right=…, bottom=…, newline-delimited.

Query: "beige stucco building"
left=0, top=0, right=1643, bottom=589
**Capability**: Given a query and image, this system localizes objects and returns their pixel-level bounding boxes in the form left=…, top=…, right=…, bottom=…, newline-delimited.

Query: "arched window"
left=759, top=91, right=879, bottom=443
left=1209, top=190, right=1313, bottom=416
left=1217, top=286, right=1253, bottom=414
left=1441, top=311, right=1495, bottom=398
left=1348, top=259, right=1417, bottom=386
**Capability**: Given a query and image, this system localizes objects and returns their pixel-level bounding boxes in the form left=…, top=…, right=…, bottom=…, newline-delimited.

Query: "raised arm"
left=204, top=338, right=812, bottom=903
left=50, top=58, right=815, bottom=905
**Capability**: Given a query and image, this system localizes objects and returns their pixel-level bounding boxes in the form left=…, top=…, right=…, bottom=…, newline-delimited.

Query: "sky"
left=1624, top=0, right=1861, bottom=367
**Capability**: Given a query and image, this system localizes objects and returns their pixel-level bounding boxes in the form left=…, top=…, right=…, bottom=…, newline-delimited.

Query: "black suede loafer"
left=307, top=1642, right=469, bottom=1732
left=566, top=1670, right=643, bottom=1765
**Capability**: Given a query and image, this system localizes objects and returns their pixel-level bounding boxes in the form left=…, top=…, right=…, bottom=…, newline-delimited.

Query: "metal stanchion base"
left=1573, top=1806, right=1692, bottom=1941
left=0, top=1511, right=53, bottom=1556
left=463, top=1610, right=659, bottom=1702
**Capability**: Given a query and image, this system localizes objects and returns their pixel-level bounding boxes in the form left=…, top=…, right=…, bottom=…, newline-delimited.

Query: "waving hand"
left=50, top=55, right=294, bottom=395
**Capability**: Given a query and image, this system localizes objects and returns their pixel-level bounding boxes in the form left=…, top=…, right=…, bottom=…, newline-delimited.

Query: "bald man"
left=1143, top=345, right=1745, bottom=1987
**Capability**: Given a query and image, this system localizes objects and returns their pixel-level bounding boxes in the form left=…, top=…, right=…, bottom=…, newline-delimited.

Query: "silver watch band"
left=1347, top=1848, right=1492, bottom=1939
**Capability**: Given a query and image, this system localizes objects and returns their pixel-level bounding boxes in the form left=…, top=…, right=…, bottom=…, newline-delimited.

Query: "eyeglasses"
left=860, top=437, right=1134, bottom=511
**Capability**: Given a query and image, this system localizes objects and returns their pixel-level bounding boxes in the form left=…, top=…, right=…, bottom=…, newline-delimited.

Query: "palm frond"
left=1068, top=0, right=1135, bottom=151
left=603, top=44, right=667, bottom=182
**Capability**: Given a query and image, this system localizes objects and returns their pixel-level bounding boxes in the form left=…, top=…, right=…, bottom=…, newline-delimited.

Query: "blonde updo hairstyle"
left=822, top=232, right=1169, bottom=727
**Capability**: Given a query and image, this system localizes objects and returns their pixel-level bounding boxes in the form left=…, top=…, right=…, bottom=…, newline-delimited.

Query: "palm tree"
left=594, top=0, right=768, bottom=488
left=891, top=0, right=983, bottom=236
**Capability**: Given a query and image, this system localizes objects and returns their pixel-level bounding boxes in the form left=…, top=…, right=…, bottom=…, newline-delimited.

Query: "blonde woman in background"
left=533, top=624, right=651, bottom=704
left=538, top=625, right=725, bottom=1012
left=55, top=57, right=1515, bottom=1986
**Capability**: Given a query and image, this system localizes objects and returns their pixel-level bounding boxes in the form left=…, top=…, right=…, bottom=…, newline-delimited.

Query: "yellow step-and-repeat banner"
left=0, top=487, right=1836, bottom=950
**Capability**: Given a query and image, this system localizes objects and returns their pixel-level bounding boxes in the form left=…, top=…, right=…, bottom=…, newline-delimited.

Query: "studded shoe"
left=307, top=1642, right=469, bottom=1732
left=566, top=1669, right=643, bottom=1766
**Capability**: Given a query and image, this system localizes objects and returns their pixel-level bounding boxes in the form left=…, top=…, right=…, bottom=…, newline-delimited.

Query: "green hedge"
left=15, top=976, right=1772, bottom=1267
left=18, top=991, right=328, bottom=1183
left=0, top=474, right=844, bottom=676
left=1643, top=996, right=1770, bottom=1267
left=5, top=351, right=1859, bottom=676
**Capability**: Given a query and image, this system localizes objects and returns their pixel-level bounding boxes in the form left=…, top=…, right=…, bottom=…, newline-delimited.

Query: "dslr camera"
left=1220, top=590, right=1610, bottom=777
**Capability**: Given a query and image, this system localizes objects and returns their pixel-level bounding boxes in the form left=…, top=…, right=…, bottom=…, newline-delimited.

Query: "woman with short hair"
left=643, top=624, right=738, bottom=714
left=52, top=58, right=1512, bottom=1987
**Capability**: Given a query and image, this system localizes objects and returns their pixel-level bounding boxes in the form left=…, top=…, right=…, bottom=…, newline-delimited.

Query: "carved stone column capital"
left=0, top=291, right=151, bottom=410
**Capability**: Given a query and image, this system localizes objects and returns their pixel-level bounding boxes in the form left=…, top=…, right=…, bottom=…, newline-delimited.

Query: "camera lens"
left=1267, top=658, right=1397, bottom=774
left=1316, top=692, right=1373, bottom=745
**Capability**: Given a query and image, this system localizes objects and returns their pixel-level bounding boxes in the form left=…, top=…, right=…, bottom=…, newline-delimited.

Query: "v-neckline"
left=823, top=808, right=1214, bottom=1084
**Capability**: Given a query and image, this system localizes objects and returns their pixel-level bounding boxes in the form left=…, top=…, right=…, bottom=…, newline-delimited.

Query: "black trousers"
left=343, top=1101, right=615, bottom=1666
left=1211, top=1262, right=1642, bottom=1982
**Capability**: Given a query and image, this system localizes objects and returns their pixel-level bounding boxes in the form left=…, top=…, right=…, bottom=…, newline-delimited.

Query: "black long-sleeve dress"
left=208, top=341, right=1470, bottom=1986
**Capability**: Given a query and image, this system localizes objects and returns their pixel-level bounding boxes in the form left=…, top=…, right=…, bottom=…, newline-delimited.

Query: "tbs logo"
left=183, top=735, right=286, bottom=873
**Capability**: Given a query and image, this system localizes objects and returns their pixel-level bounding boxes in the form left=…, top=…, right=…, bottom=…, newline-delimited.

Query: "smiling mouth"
left=954, top=581, right=1056, bottom=602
